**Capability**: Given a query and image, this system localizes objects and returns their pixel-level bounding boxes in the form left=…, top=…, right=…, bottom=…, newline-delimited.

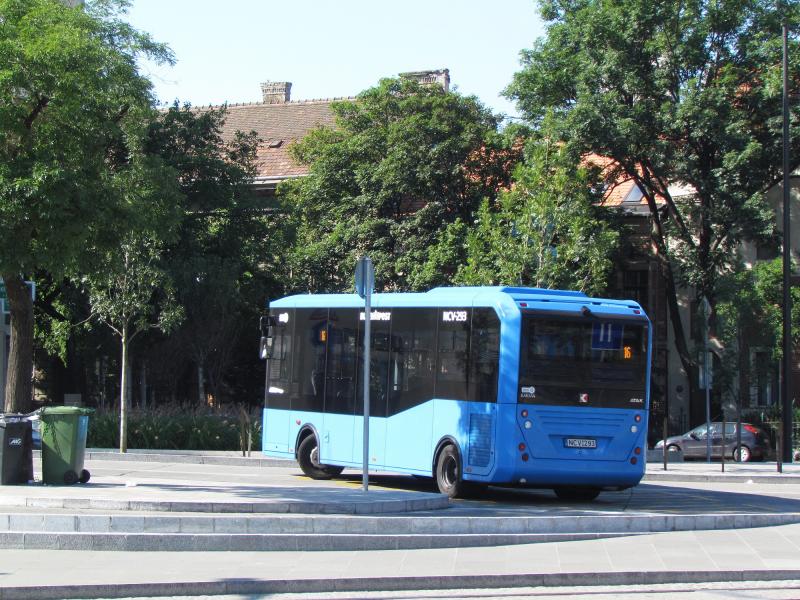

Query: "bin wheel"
left=79, top=469, right=90, bottom=484
left=63, top=470, right=79, bottom=485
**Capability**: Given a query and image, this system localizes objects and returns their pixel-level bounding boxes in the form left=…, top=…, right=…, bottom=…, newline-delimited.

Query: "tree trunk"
left=2, top=274, right=33, bottom=413
left=197, top=363, right=205, bottom=406
left=119, top=324, right=129, bottom=453
left=139, top=363, right=147, bottom=410
left=642, top=197, right=702, bottom=422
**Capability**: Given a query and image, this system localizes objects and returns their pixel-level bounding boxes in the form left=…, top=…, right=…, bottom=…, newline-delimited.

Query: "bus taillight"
left=518, top=443, right=526, bottom=451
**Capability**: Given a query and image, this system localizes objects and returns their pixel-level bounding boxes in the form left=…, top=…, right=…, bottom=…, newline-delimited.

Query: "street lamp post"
left=781, top=11, right=793, bottom=463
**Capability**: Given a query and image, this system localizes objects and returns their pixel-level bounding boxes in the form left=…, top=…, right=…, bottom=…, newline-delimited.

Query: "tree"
left=507, top=0, right=799, bottom=411
left=715, top=259, right=800, bottom=415
left=457, top=135, right=619, bottom=294
left=144, top=104, right=277, bottom=406
left=0, top=0, right=173, bottom=411
left=81, top=234, right=183, bottom=452
left=282, top=77, right=519, bottom=292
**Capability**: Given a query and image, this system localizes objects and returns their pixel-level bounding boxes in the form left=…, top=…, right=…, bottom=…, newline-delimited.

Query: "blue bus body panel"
left=384, top=402, right=433, bottom=471
left=263, top=286, right=651, bottom=489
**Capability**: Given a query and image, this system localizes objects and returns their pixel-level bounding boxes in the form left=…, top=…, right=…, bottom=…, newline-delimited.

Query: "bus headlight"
left=630, top=425, right=638, bottom=433
left=524, top=421, right=532, bottom=429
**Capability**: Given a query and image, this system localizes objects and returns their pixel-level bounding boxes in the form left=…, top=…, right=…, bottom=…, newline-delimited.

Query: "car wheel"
left=553, top=487, right=601, bottom=502
left=666, top=444, right=681, bottom=453
left=297, top=435, right=341, bottom=479
left=435, top=444, right=466, bottom=498
left=734, top=445, right=751, bottom=463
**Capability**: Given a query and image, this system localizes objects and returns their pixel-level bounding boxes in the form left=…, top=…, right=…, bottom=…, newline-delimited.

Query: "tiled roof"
left=201, top=99, right=344, bottom=181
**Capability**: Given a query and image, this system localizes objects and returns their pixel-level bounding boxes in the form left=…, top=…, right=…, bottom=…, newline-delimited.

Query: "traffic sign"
left=355, top=257, right=374, bottom=299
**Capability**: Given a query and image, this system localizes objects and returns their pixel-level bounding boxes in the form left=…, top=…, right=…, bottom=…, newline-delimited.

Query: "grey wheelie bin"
left=0, top=414, right=33, bottom=484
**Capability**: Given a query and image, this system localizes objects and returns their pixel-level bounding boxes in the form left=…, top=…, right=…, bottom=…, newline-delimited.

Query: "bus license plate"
left=565, top=438, right=596, bottom=449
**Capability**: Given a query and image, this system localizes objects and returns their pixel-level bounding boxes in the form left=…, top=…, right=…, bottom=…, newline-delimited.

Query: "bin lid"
left=0, top=413, right=25, bottom=422
left=39, top=406, right=94, bottom=415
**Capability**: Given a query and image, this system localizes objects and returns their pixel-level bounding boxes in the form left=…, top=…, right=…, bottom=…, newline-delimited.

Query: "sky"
left=124, top=0, right=545, bottom=119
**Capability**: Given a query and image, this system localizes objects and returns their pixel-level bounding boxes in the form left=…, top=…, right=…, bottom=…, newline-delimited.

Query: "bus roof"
left=269, top=286, right=644, bottom=314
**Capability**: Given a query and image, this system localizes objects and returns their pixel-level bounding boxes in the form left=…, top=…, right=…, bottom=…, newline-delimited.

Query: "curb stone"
left=5, top=570, right=800, bottom=600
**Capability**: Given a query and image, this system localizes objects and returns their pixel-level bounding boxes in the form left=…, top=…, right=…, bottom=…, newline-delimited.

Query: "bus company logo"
left=8, top=438, right=21, bottom=447
left=278, top=313, right=289, bottom=324
left=360, top=311, right=391, bottom=321
left=629, top=397, right=644, bottom=404
left=442, top=310, right=468, bottom=323
left=520, top=386, right=536, bottom=398
left=579, top=393, right=589, bottom=403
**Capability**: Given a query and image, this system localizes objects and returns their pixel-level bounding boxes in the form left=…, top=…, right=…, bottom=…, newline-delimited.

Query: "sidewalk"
left=0, top=452, right=797, bottom=599
left=644, top=460, right=800, bottom=483
left=2, top=525, right=800, bottom=599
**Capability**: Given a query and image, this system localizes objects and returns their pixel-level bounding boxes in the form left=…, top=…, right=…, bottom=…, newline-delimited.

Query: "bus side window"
left=436, top=308, right=470, bottom=400
left=290, top=308, right=328, bottom=413
left=467, top=309, right=500, bottom=402
left=325, top=308, right=358, bottom=415
left=387, top=308, right=436, bottom=415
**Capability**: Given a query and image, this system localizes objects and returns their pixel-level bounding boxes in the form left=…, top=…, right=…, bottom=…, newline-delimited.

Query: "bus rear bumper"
left=478, top=458, right=644, bottom=489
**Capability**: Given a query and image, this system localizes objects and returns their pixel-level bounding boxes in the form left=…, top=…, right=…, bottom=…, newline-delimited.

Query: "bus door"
left=321, top=309, right=359, bottom=464
left=384, top=308, right=437, bottom=472
left=353, top=309, right=391, bottom=468
left=263, top=309, right=293, bottom=454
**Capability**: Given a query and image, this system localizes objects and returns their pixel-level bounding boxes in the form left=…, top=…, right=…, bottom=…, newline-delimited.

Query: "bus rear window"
left=519, top=315, right=647, bottom=406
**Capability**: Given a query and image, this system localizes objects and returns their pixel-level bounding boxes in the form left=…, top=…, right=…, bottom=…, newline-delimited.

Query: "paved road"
left=0, top=454, right=797, bottom=599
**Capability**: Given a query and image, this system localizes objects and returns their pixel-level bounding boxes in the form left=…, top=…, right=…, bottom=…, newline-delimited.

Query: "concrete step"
left=0, top=510, right=797, bottom=551
left=0, top=530, right=645, bottom=551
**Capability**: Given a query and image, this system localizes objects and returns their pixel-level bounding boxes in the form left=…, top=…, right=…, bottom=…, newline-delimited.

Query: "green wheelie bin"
left=39, top=407, right=93, bottom=485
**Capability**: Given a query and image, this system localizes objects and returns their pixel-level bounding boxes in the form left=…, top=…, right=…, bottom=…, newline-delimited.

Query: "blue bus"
left=260, top=286, right=651, bottom=500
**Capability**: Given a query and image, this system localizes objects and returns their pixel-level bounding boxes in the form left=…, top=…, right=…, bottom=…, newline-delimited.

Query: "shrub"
left=87, top=404, right=263, bottom=453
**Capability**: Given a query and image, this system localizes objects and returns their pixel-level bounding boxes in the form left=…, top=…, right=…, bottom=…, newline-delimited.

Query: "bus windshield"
left=519, top=315, right=648, bottom=408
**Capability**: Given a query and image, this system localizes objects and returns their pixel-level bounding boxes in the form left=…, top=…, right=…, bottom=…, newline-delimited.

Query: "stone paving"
left=0, top=453, right=797, bottom=599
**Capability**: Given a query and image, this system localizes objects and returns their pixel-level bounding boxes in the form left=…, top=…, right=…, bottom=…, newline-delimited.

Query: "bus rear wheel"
left=435, top=444, right=467, bottom=498
left=553, top=486, right=601, bottom=502
left=297, top=435, right=344, bottom=479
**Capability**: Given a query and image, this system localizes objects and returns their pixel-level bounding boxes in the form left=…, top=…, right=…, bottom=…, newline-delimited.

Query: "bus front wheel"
left=297, top=435, right=344, bottom=479
left=435, top=444, right=466, bottom=498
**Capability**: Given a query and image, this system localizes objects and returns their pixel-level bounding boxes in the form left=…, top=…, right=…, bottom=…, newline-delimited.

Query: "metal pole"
left=705, top=379, right=711, bottom=462
left=782, top=14, right=793, bottom=463
left=362, top=281, right=372, bottom=493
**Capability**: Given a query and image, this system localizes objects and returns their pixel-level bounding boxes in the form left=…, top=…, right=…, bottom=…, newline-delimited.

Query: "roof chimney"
left=399, top=69, right=450, bottom=92
left=260, top=81, right=292, bottom=104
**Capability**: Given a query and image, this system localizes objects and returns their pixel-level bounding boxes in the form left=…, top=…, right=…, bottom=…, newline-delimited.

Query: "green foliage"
left=87, top=405, right=263, bottom=452
left=143, top=103, right=277, bottom=403
left=81, top=234, right=184, bottom=341
left=0, top=0, right=175, bottom=277
left=456, top=136, right=619, bottom=293
left=283, top=77, right=516, bottom=292
left=717, top=258, right=800, bottom=361
left=507, top=0, right=800, bottom=379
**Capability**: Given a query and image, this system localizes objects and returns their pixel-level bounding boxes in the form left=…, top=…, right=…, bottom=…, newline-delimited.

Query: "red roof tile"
left=202, top=99, right=343, bottom=180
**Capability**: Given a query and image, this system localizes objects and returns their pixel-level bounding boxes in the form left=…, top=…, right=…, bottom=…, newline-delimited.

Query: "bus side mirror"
left=259, top=315, right=276, bottom=360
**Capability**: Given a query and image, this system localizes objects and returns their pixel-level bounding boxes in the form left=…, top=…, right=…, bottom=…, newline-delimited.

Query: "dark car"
left=655, top=422, right=772, bottom=462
